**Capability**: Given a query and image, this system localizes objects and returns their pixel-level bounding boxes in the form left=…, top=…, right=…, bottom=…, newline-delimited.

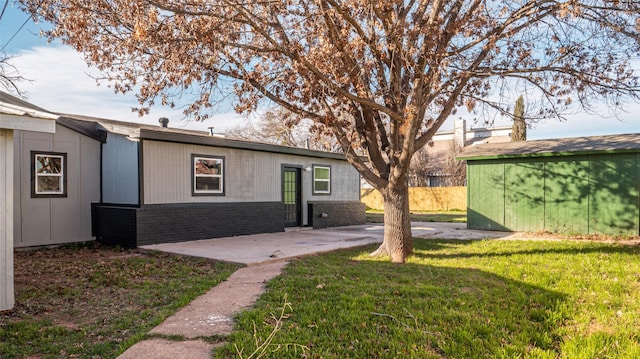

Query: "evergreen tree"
left=512, top=96, right=527, bottom=141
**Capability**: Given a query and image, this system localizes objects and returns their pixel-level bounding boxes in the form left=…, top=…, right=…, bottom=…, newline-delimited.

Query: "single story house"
left=5, top=91, right=365, bottom=250
left=1, top=92, right=57, bottom=311
left=458, top=133, right=640, bottom=235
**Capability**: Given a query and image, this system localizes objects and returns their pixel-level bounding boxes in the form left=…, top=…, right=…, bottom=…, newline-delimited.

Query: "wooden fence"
left=361, top=187, right=467, bottom=211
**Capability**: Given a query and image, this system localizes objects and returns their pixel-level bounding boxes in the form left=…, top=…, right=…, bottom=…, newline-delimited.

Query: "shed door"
left=283, top=167, right=302, bottom=227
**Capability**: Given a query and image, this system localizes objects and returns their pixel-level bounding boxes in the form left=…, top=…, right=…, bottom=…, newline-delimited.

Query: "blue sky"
left=1, top=3, right=639, bottom=138
left=1, top=2, right=245, bottom=132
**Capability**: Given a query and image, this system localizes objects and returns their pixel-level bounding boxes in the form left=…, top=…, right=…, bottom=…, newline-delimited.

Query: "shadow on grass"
left=217, top=243, right=568, bottom=358
left=412, top=238, right=640, bottom=260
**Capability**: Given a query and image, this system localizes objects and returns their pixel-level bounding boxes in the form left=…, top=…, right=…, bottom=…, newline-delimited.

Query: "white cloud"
left=8, top=45, right=245, bottom=132
left=8, top=45, right=640, bottom=138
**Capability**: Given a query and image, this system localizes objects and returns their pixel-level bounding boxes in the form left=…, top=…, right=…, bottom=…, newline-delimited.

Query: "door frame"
left=282, top=165, right=302, bottom=227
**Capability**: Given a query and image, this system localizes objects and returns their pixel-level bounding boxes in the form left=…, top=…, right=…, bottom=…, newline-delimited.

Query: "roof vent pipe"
left=159, top=117, right=169, bottom=128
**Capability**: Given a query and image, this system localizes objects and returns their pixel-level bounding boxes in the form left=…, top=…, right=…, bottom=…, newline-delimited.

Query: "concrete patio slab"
left=140, top=222, right=519, bottom=265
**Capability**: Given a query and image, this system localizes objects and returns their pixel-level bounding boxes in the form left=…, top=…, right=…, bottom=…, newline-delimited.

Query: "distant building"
left=359, top=120, right=511, bottom=189
left=408, top=120, right=512, bottom=187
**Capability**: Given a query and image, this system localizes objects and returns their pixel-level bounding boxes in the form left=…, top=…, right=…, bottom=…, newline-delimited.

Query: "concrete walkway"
left=117, top=262, right=287, bottom=359
left=118, top=222, right=521, bottom=358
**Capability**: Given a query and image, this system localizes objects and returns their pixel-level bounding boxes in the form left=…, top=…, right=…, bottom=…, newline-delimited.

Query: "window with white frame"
left=192, top=155, right=224, bottom=195
left=32, top=152, right=67, bottom=197
left=313, top=165, right=331, bottom=194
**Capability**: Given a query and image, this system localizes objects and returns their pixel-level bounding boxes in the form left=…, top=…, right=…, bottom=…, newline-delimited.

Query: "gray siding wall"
left=142, top=140, right=360, bottom=225
left=102, top=133, right=139, bottom=204
left=13, top=126, right=101, bottom=247
left=1, top=129, right=14, bottom=310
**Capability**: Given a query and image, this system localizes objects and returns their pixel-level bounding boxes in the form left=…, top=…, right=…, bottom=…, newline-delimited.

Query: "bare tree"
left=409, top=140, right=465, bottom=187
left=225, top=108, right=341, bottom=151
left=226, top=109, right=301, bottom=147
left=444, top=141, right=466, bottom=187
left=21, top=0, right=640, bottom=262
left=0, top=53, right=27, bottom=97
left=408, top=146, right=431, bottom=187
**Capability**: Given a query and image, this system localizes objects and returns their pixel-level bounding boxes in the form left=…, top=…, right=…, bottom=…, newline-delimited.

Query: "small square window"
left=192, top=155, right=225, bottom=195
left=313, top=165, right=331, bottom=194
left=32, top=152, right=67, bottom=198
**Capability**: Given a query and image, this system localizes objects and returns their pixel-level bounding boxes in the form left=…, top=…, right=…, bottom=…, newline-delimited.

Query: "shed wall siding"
left=588, top=154, right=639, bottom=235
left=1, top=129, right=14, bottom=310
left=141, top=140, right=360, bottom=205
left=102, top=133, right=139, bottom=204
left=544, top=158, right=590, bottom=233
left=467, top=152, right=640, bottom=235
left=15, top=133, right=51, bottom=244
left=13, top=126, right=101, bottom=247
left=504, top=161, right=545, bottom=232
left=467, top=161, right=505, bottom=230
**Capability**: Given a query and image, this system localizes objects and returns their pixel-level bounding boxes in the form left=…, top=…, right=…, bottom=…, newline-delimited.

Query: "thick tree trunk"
left=370, top=180, right=413, bottom=263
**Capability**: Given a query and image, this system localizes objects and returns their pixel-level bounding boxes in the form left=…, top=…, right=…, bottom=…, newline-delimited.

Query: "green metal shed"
left=457, top=133, right=640, bottom=235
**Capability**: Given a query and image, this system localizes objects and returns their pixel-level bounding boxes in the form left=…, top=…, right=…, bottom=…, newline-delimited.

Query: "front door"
left=283, top=167, right=302, bottom=227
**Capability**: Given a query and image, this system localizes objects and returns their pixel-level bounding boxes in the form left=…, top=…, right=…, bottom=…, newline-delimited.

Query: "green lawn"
left=366, top=210, right=467, bottom=223
left=216, top=239, right=640, bottom=358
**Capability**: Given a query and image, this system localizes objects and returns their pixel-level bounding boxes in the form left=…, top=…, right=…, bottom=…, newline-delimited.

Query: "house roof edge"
left=457, top=133, right=640, bottom=161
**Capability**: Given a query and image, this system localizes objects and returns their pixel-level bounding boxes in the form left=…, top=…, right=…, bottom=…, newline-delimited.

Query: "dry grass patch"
left=1, top=243, right=239, bottom=358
